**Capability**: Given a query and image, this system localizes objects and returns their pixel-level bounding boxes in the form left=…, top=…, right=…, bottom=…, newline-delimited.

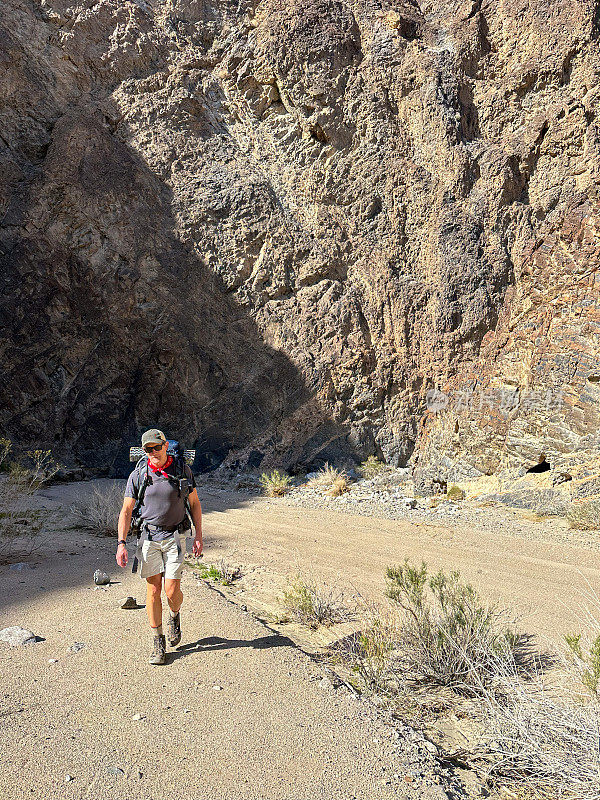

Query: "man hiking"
left=116, top=429, right=203, bottom=664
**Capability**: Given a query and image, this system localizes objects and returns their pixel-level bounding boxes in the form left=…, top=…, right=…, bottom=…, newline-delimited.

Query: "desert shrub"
left=214, top=558, right=242, bottom=585
left=357, top=455, right=387, bottom=479
left=567, top=499, right=600, bottom=530
left=446, top=485, right=465, bottom=501
left=333, top=605, right=397, bottom=693
left=282, top=573, right=353, bottom=628
left=260, top=469, right=292, bottom=497
left=565, top=631, right=600, bottom=701
left=70, top=483, right=124, bottom=536
left=0, top=479, right=47, bottom=561
left=385, top=561, right=517, bottom=693
left=9, top=449, right=61, bottom=491
left=473, top=664, right=600, bottom=799
left=307, top=464, right=348, bottom=492
left=0, top=441, right=59, bottom=561
left=326, top=475, right=350, bottom=497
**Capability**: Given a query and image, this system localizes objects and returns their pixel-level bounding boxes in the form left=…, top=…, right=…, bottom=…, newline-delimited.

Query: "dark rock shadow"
left=0, top=19, right=346, bottom=478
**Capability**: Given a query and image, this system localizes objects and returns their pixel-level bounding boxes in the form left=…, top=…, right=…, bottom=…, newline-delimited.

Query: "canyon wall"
left=0, top=0, right=598, bottom=482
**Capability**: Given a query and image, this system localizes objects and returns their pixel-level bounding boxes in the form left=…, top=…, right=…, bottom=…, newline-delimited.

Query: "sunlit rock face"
left=0, top=0, right=598, bottom=479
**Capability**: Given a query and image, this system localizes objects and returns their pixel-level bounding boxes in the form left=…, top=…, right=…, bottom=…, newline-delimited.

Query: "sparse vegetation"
left=307, top=464, right=349, bottom=494
left=9, top=448, right=62, bottom=491
left=385, top=561, right=518, bottom=693
left=565, top=630, right=600, bottom=700
left=473, top=663, right=600, bottom=799
left=191, top=558, right=242, bottom=585
left=446, top=485, right=465, bottom=501
left=0, top=441, right=59, bottom=561
left=282, top=572, right=353, bottom=628
left=332, top=604, right=397, bottom=693
left=567, top=499, right=600, bottom=530
left=260, top=469, right=292, bottom=497
left=325, top=564, right=600, bottom=798
left=70, top=483, right=124, bottom=536
left=326, top=475, right=350, bottom=497
left=357, top=455, right=387, bottom=479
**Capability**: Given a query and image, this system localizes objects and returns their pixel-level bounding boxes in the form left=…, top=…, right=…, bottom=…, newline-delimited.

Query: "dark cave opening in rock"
left=527, top=458, right=551, bottom=474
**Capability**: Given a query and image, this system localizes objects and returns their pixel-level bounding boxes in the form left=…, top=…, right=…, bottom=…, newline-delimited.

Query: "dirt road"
left=0, top=482, right=458, bottom=800
left=1, top=478, right=599, bottom=800
left=197, top=485, right=600, bottom=645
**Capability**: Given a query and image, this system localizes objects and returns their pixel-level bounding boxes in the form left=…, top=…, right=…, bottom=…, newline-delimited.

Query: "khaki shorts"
left=140, top=534, right=186, bottom=580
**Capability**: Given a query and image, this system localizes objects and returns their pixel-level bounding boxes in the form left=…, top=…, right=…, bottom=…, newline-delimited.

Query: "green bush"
left=260, top=469, right=292, bottom=497
left=357, top=455, right=387, bottom=479
left=446, top=485, right=465, bottom=501
left=385, top=560, right=517, bottom=693
left=192, top=558, right=241, bottom=586
left=566, top=632, right=600, bottom=700
left=335, top=610, right=397, bottom=693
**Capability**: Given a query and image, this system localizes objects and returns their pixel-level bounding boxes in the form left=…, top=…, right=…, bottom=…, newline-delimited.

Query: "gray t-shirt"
left=125, top=460, right=196, bottom=538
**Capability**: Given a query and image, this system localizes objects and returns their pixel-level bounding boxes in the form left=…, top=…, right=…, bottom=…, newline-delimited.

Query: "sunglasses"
left=144, top=443, right=165, bottom=453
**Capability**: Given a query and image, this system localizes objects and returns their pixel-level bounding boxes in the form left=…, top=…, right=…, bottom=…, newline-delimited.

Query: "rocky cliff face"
left=1, top=0, right=598, bottom=481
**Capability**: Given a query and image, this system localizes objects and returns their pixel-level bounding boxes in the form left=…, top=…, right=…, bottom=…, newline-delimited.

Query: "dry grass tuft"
left=70, top=483, right=124, bottom=536
left=282, top=572, right=354, bottom=628
left=307, top=464, right=348, bottom=493
left=326, top=475, right=350, bottom=497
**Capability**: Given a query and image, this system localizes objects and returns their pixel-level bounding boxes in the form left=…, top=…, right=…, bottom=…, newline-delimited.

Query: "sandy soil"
left=1, top=478, right=599, bottom=800
left=0, top=481, right=463, bottom=800
left=195, top=484, right=600, bottom=646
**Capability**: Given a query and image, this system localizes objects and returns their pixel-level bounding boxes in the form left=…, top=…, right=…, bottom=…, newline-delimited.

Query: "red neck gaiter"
left=148, top=455, right=173, bottom=479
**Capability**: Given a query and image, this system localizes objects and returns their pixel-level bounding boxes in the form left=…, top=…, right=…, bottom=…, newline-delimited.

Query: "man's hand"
left=116, top=543, right=128, bottom=568
left=192, top=536, right=203, bottom=557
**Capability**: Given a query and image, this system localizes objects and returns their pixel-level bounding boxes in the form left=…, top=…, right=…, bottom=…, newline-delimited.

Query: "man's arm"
left=116, top=497, right=136, bottom=567
left=188, top=488, right=203, bottom=557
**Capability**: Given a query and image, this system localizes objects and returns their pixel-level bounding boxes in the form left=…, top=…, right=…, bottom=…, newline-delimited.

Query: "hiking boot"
left=167, top=612, right=181, bottom=647
left=149, top=634, right=166, bottom=665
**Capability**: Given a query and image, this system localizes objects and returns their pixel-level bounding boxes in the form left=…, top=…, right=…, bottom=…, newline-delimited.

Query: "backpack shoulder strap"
left=132, top=457, right=151, bottom=516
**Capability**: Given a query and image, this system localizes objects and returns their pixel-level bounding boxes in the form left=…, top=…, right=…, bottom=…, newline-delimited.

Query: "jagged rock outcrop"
left=0, top=0, right=598, bottom=481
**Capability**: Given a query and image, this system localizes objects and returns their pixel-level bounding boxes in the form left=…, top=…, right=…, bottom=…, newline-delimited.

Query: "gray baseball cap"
left=141, top=429, right=167, bottom=447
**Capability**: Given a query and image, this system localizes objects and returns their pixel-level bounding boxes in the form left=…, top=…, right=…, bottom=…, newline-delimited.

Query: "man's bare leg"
left=146, top=574, right=163, bottom=629
left=164, top=578, right=183, bottom=614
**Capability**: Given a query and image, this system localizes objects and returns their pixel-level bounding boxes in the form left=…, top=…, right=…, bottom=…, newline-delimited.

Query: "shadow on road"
left=170, top=633, right=294, bottom=662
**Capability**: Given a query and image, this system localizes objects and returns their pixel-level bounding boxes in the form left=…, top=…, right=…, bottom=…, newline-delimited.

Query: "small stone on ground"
left=0, top=626, right=39, bottom=647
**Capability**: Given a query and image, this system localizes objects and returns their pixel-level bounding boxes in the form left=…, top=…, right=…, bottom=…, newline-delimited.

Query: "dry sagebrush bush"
left=70, top=483, right=124, bottom=536
left=282, top=572, right=354, bottom=628
left=385, top=561, right=519, bottom=694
